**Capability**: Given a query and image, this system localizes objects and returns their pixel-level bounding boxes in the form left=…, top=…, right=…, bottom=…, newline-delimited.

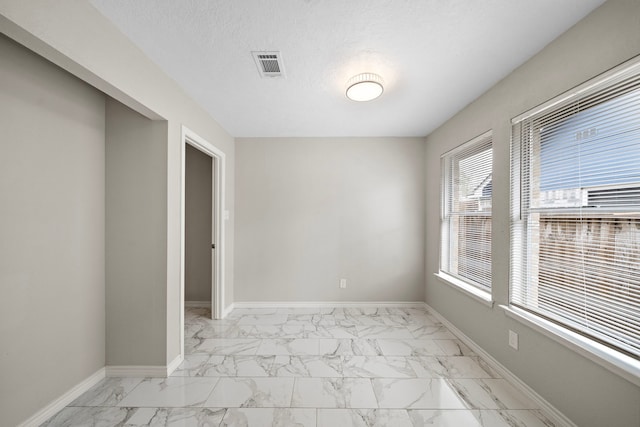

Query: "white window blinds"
left=441, top=132, right=493, bottom=290
left=511, top=60, right=640, bottom=359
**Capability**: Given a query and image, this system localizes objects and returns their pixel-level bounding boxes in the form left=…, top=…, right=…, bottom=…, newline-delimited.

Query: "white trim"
left=434, top=272, right=494, bottom=307
left=106, top=356, right=184, bottom=378
left=180, top=125, right=227, bottom=365
left=185, top=300, right=212, bottom=308
left=222, top=303, right=235, bottom=318
left=440, top=129, right=493, bottom=158
left=105, top=365, right=168, bottom=378
left=17, top=368, right=105, bottom=427
left=501, top=305, right=640, bottom=387
left=439, top=130, right=493, bottom=294
left=233, top=301, right=427, bottom=309
left=512, top=54, right=640, bottom=124
left=166, top=354, right=184, bottom=377
left=424, top=303, right=578, bottom=427
left=181, top=125, right=226, bottom=319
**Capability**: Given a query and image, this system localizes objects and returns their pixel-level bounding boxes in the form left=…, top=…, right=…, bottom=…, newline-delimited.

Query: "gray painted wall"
left=0, top=35, right=106, bottom=427
left=2, top=1, right=639, bottom=425
left=424, top=2, right=640, bottom=427
left=0, top=0, right=236, bottom=368
left=235, top=137, right=425, bottom=302
left=105, top=99, right=168, bottom=366
left=185, top=144, right=213, bottom=302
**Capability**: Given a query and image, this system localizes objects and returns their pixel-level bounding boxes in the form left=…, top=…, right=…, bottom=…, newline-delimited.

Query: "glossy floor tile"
left=117, top=377, right=220, bottom=408
left=291, top=377, right=379, bottom=408
left=221, top=408, right=315, bottom=427
left=205, top=377, right=294, bottom=408
left=42, top=306, right=556, bottom=426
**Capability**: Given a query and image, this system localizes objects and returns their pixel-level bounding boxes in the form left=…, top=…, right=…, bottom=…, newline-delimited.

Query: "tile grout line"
left=42, top=306, right=560, bottom=426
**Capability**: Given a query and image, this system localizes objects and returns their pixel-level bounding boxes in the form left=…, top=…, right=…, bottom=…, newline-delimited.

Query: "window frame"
left=439, top=130, right=493, bottom=301
left=509, top=56, right=640, bottom=382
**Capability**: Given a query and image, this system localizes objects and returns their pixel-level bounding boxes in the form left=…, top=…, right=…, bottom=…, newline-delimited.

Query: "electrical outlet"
left=509, top=330, right=519, bottom=350
left=339, top=279, right=347, bottom=289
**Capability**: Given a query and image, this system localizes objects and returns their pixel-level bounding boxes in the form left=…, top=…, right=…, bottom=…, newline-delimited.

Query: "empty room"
left=1, top=1, right=639, bottom=426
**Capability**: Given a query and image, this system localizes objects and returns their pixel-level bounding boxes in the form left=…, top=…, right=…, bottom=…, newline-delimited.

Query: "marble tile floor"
left=42, top=306, right=556, bottom=427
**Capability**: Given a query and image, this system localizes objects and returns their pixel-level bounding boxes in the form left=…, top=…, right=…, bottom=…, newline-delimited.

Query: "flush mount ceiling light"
left=346, top=73, right=384, bottom=102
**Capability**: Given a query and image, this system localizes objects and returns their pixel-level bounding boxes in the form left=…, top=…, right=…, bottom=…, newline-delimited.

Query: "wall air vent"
left=252, top=51, right=285, bottom=78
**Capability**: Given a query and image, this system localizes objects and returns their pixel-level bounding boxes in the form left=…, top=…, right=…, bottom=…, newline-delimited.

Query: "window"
left=511, top=60, right=640, bottom=360
left=441, top=131, right=493, bottom=292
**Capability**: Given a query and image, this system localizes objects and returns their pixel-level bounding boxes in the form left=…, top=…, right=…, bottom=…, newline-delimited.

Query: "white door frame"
left=180, top=126, right=226, bottom=353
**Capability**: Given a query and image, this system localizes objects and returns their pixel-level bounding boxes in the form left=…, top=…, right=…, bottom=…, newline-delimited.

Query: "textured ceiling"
left=90, top=0, right=605, bottom=137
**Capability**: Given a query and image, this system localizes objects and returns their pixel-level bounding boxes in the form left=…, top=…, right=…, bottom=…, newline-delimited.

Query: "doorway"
left=185, top=144, right=213, bottom=306
left=180, top=126, right=226, bottom=356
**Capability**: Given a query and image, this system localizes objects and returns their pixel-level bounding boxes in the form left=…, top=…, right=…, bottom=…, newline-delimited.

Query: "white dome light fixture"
left=346, top=73, right=384, bottom=102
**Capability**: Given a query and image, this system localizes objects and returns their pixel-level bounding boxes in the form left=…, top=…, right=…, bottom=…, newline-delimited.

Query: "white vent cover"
left=252, top=51, right=285, bottom=78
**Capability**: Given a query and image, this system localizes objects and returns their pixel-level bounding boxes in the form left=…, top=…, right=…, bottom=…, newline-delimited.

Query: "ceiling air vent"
left=252, top=51, right=285, bottom=78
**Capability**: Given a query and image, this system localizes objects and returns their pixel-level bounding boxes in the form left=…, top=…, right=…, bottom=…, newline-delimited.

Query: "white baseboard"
left=424, top=303, right=577, bottom=427
left=185, top=300, right=211, bottom=308
left=166, top=354, right=184, bottom=376
left=106, top=354, right=184, bottom=378
left=222, top=303, right=235, bottom=318
left=105, top=365, right=168, bottom=378
left=17, top=367, right=105, bottom=427
left=232, top=301, right=427, bottom=309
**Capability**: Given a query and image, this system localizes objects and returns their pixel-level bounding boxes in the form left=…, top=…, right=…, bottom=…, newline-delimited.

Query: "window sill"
left=434, top=272, right=494, bottom=308
left=500, top=304, right=640, bottom=387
